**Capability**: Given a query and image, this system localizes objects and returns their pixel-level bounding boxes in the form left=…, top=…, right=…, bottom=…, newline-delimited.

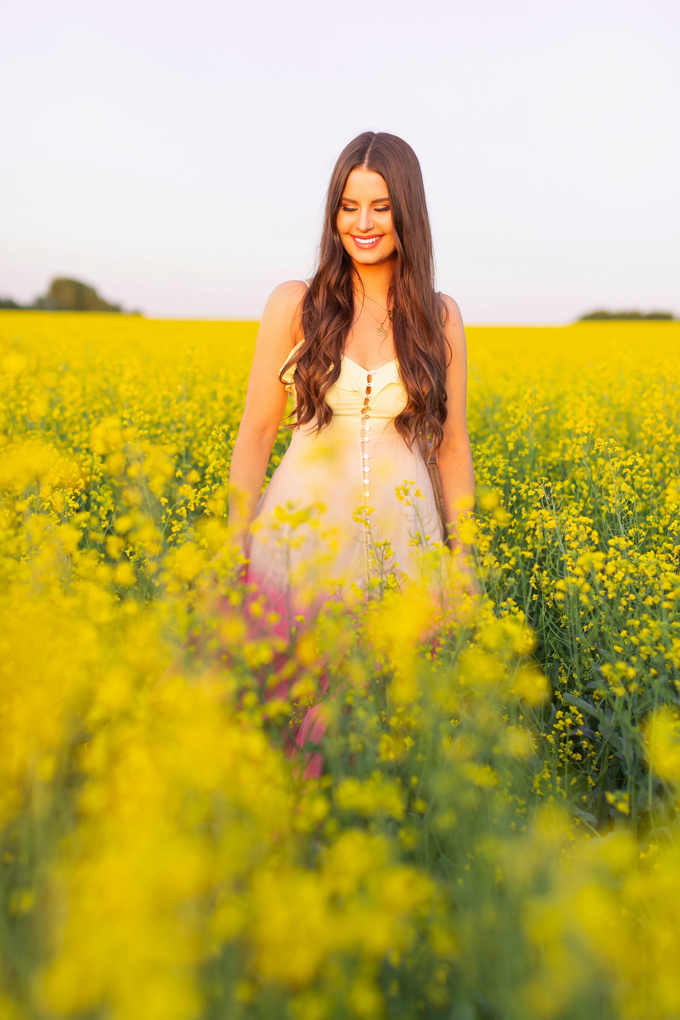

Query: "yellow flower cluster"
left=1, top=312, right=680, bottom=1019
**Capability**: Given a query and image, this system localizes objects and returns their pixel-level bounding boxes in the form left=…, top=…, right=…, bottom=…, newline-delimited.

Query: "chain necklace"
left=357, top=294, right=394, bottom=336
left=360, top=299, right=393, bottom=336
left=363, top=292, right=390, bottom=315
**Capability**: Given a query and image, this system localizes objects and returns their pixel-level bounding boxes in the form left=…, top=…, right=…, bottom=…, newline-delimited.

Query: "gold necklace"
left=363, top=292, right=390, bottom=315
left=362, top=302, right=392, bottom=336
left=356, top=293, right=394, bottom=336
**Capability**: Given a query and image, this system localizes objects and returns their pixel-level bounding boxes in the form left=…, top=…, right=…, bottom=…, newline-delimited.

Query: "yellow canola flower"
left=644, top=706, right=680, bottom=785
left=510, top=664, right=551, bottom=707
left=503, top=724, right=536, bottom=758
left=365, top=586, right=432, bottom=703
left=249, top=830, right=432, bottom=991
left=41, top=675, right=296, bottom=1020
left=335, top=773, right=405, bottom=820
left=0, top=350, right=28, bottom=377
left=1, top=313, right=680, bottom=1020
left=521, top=827, right=680, bottom=1020
left=0, top=439, right=84, bottom=495
left=664, top=478, right=680, bottom=505
left=0, top=589, right=108, bottom=830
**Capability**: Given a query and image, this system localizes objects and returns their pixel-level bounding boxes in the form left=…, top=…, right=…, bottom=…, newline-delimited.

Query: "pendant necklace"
left=361, top=299, right=393, bottom=337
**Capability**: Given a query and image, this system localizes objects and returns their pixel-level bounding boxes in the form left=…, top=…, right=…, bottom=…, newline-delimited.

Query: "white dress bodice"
left=280, top=344, right=408, bottom=424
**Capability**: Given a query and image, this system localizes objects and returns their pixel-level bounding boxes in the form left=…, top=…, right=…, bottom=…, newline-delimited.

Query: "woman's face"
left=336, top=168, right=397, bottom=266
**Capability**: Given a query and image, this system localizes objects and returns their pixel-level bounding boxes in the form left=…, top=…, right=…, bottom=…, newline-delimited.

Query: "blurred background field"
left=1, top=311, right=680, bottom=1019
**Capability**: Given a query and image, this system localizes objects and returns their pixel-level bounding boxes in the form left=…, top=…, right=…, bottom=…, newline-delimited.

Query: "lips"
left=351, top=235, right=383, bottom=250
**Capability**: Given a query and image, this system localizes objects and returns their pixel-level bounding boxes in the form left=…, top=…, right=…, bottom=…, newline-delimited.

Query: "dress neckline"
left=342, top=354, right=397, bottom=374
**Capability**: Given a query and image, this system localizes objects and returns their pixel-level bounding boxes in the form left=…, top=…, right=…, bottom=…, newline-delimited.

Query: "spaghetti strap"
left=303, top=279, right=311, bottom=289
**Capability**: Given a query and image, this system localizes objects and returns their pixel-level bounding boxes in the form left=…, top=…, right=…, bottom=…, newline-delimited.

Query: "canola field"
left=1, top=310, right=680, bottom=1020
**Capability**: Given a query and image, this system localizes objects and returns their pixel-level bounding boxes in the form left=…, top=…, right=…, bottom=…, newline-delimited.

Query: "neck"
left=351, top=258, right=395, bottom=302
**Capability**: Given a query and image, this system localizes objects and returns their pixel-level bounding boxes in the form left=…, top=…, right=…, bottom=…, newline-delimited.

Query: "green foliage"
left=579, top=309, right=675, bottom=321
left=35, top=277, right=122, bottom=312
left=1, top=277, right=130, bottom=312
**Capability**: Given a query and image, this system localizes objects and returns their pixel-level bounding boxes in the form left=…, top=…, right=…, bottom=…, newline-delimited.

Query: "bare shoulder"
left=440, top=292, right=462, bottom=317
left=440, top=293, right=466, bottom=356
left=263, top=280, right=308, bottom=318
left=259, top=280, right=309, bottom=346
left=268, top=278, right=308, bottom=302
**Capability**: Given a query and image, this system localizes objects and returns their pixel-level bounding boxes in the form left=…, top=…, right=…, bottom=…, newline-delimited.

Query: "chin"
left=347, top=247, right=395, bottom=266
left=362, top=251, right=395, bottom=265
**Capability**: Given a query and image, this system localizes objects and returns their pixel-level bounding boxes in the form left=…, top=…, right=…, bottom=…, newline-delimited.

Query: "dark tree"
left=35, top=278, right=122, bottom=312
left=579, top=309, right=675, bottom=321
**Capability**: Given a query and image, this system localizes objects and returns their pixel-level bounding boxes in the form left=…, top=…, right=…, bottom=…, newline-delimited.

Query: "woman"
left=228, top=131, right=475, bottom=625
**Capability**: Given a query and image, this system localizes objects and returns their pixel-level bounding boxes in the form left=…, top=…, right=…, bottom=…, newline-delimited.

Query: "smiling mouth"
left=352, top=235, right=383, bottom=249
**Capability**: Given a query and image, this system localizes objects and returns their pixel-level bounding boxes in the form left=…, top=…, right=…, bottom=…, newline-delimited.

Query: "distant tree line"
left=578, top=309, right=676, bottom=321
left=0, top=277, right=138, bottom=313
left=2, top=281, right=675, bottom=321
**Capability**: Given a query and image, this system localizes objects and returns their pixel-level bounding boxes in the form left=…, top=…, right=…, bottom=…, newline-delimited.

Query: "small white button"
left=364, top=492, right=370, bottom=498
left=363, top=453, right=369, bottom=459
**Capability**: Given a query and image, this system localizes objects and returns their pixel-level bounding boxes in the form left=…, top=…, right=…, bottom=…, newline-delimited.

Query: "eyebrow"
left=340, top=196, right=390, bottom=204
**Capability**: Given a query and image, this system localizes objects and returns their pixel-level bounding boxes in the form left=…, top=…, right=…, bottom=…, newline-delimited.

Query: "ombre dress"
left=245, top=344, right=445, bottom=622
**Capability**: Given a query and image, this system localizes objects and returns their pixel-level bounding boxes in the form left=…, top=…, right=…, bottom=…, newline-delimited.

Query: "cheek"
left=377, top=216, right=395, bottom=242
left=337, top=221, right=355, bottom=251
left=337, top=223, right=352, bottom=248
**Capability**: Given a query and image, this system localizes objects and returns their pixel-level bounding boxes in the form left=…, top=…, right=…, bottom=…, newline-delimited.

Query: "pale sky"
left=1, top=0, right=678, bottom=322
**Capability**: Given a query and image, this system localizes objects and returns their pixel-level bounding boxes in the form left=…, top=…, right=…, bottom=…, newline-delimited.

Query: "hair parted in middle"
left=280, top=130, right=451, bottom=450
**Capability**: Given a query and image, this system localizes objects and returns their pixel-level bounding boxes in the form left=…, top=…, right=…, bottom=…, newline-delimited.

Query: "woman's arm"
left=227, top=280, right=307, bottom=547
left=438, top=295, right=476, bottom=548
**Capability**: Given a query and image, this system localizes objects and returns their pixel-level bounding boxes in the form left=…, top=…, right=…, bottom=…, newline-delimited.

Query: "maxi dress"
left=240, top=344, right=447, bottom=778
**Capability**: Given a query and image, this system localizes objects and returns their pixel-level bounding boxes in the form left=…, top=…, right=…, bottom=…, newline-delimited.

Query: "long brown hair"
left=281, top=131, right=450, bottom=449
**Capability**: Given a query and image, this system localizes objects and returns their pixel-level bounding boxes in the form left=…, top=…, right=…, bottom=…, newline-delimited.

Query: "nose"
left=357, top=206, right=374, bottom=233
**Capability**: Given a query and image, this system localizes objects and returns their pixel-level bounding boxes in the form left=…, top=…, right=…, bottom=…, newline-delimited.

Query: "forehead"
left=342, top=168, right=389, bottom=201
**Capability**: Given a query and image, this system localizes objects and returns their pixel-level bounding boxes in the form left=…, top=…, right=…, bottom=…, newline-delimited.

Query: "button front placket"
left=362, top=372, right=373, bottom=503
